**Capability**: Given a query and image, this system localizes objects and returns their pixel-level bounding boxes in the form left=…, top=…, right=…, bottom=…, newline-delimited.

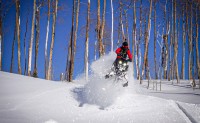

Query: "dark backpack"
left=120, top=47, right=128, bottom=59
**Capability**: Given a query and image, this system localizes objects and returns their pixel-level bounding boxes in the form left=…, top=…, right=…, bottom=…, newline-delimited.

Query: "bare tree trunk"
left=67, top=0, right=76, bottom=82
left=110, top=0, right=114, bottom=52
left=125, top=10, right=129, bottom=44
left=168, top=0, right=173, bottom=81
left=163, top=0, right=168, bottom=79
left=117, top=19, right=121, bottom=47
left=28, top=0, right=36, bottom=76
left=119, top=1, right=125, bottom=41
left=23, top=11, right=29, bottom=75
left=173, top=0, right=180, bottom=83
left=66, top=36, right=72, bottom=81
left=141, top=0, right=152, bottom=84
left=181, top=6, right=186, bottom=79
left=154, top=1, right=158, bottom=79
left=195, top=4, right=200, bottom=79
left=185, top=1, right=189, bottom=80
left=188, top=2, right=193, bottom=80
left=137, top=0, right=142, bottom=80
left=94, top=41, right=97, bottom=60
left=85, top=0, right=90, bottom=80
left=45, top=0, right=50, bottom=79
left=132, top=0, right=136, bottom=78
left=70, top=0, right=80, bottom=82
left=144, top=12, right=149, bottom=80
left=163, top=34, right=168, bottom=79
left=100, top=0, right=106, bottom=54
left=33, top=7, right=40, bottom=77
left=166, top=5, right=171, bottom=81
left=47, top=0, right=58, bottom=80
left=97, top=0, right=103, bottom=57
left=16, top=0, right=22, bottom=74
left=10, top=26, right=16, bottom=73
left=142, top=12, right=147, bottom=81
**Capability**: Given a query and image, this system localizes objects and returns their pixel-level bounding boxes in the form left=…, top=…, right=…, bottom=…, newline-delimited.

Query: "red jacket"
left=115, top=46, right=132, bottom=60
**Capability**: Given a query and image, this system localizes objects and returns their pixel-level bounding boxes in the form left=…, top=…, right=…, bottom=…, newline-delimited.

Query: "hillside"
left=0, top=53, right=200, bottom=123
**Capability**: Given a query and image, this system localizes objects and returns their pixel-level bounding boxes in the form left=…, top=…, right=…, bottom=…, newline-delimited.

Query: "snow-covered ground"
left=0, top=52, right=200, bottom=123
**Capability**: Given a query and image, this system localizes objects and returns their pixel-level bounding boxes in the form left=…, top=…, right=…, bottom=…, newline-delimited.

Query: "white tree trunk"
left=28, top=0, right=36, bottom=76
left=137, top=0, right=142, bottom=80
left=133, top=0, right=136, bottom=78
left=119, top=1, right=125, bottom=41
left=85, top=0, right=90, bottom=80
left=47, top=0, right=58, bottom=80
left=140, top=0, right=152, bottom=84
left=45, top=0, right=50, bottom=79
left=111, top=0, right=113, bottom=52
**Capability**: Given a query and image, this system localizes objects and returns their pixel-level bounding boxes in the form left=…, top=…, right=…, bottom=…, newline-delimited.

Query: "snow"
left=0, top=52, right=200, bottom=123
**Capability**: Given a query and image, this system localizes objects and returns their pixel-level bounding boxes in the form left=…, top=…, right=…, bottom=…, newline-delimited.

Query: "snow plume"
left=73, top=52, right=133, bottom=109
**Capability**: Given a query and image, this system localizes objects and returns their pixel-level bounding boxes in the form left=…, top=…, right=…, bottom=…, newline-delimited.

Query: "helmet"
left=122, top=41, right=128, bottom=46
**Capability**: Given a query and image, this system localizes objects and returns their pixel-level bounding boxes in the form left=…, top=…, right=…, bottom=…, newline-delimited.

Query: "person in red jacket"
left=105, top=41, right=132, bottom=87
left=114, top=41, right=132, bottom=67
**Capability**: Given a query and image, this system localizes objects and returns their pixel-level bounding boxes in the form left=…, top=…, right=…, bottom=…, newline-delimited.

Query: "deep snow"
left=0, top=52, right=200, bottom=123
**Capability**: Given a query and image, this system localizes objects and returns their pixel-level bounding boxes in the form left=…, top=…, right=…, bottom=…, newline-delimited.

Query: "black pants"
left=113, top=58, right=120, bottom=68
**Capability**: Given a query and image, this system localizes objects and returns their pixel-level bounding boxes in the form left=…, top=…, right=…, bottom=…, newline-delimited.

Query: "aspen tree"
left=181, top=4, right=186, bottom=79
left=111, top=0, right=114, bottom=51
left=137, top=0, right=143, bottom=80
left=10, top=26, right=16, bottom=73
left=67, top=0, right=76, bottom=81
left=33, top=6, right=40, bottom=77
left=173, top=0, right=180, bottom=83
left=16, top=0, right=22, bottom=74
left=154, top=0, right=158, bottom=79
left=47, top=0, right=58, bottom=80
left=100, top=0, right=106, bottom=54
left=195, top=3, right=200, bottom=79
left=28, top=0, right=36, bottom=76
left=132, top=0, right=136, bottom=78
left=45, top=0, right=50, bottom=79
left=23, top=12, right=29, bottom=75
left=97, top=0, right=103, bottom=57
left=70, top=0, right=80, bottom=81
left=188, top=1, right=193, bottom=80
left=85, top=0, right=90, bottom=80
left=141, top=0, right=153, bottom=84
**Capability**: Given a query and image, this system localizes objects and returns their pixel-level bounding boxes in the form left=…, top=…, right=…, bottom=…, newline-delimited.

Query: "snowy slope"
left=0, top=52, right=200, bottom=123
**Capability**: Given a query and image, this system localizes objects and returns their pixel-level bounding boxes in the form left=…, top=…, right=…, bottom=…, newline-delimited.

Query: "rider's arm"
left=115, top=47, right=121, bottom=54
left=127, top=49, right=132, bottom=60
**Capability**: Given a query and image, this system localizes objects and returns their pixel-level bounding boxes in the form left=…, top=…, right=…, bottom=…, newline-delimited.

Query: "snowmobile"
left=105, top=58, right=130, bottom=87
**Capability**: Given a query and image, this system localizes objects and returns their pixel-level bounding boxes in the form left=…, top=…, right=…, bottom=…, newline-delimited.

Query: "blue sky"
left=2, top=0, right=200, bottom=80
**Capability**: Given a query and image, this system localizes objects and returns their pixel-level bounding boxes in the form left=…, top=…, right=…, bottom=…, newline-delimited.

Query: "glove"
left=129, top=59, right=132, bottom=62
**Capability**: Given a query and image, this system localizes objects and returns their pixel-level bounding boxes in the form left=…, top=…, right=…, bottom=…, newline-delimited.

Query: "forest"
left=0, top=0, right=199, bottom=85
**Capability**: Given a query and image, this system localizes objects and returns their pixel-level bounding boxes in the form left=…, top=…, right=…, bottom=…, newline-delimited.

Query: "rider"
left=105, top=40, right=132, bottom=86
left=109, top=41, right=132, bottom=87
left=114, top=41, right=132, bottom=68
